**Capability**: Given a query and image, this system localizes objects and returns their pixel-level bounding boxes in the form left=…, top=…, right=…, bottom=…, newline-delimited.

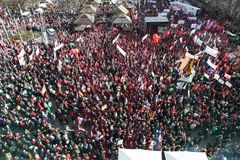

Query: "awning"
left=118, top=149, right=162, bottom=160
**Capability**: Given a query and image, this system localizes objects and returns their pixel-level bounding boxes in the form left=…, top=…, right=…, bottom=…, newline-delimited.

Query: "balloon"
left=70, top=48, right=79, bottom=55
left=153, top=34, right=161, bottom=44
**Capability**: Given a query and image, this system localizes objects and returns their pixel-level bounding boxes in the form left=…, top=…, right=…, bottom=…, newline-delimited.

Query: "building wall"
left=188, top=0, right=240, bottom=24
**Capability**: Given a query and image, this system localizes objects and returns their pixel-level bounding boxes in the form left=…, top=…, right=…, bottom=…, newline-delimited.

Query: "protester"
left=0, top=0, right=239, bottom=160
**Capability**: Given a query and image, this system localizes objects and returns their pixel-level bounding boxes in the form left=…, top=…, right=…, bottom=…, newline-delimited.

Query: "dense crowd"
left=0, top=0, right=239, bottom=160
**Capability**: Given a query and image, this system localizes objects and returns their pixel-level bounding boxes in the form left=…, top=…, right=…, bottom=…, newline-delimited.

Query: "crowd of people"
left=0, top=0, right=239, bottom=160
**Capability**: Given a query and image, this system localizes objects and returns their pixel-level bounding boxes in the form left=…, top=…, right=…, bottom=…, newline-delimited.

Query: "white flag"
left=170, top=24, right=178, bottom=28
left=224, top=74, right=231, bottom=80
left=205, top=46, right=218, bottom=57
left=116, top=45, right=127, bottom=57
left=214, top=74, right=220, bottom=80
left=142, top=34, right=149, bottom=42
left=18, top=49, right=26, bottom=66
left=218, top=79, right=224, bottom=84
left=204, top=73, right=210, bottom=79
left=36, top=46, right=40, bottom=57
left=112, top=34, right=120, bottom=44
left=190, top=29, right=196, bottom=35
left=196, top=24, right=202, bottom=30
left=194, top=36, right=203, bottom=46
left=54, top=43, right=64, bottom=61
left=191, top=24, right=197, bottom=29
left=225, top=81, right=232, bottom=88
left=207, top=59, right=217, bottom=70
left=178, top=20, right=185, bottom=24
left=57, top=60, right=62, bottom=72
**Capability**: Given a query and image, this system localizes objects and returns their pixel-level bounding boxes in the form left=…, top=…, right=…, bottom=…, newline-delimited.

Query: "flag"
left=207, top=59, right=217, bottom=70
left=225, top=81, right=232, bottom=88
left=54, top=43, right=64, bottom=61
left=18, top=49, right=26, bottom=66
left=196, top=24, right=202, bottom=29
left=205, top=46, right=218, bottom=57
left=41, top=84, right=46, bottom=96
left=178, top=20, right=185, bottom=24
left=170, top=24, right=178, bottom=28
left=112, top=34, right=120, bottom=44
left=185, top=59, right=194, bottom=76
left=224, top=74, right=231, bottom=80
left=116, top=45, right=127, bottom=57
left=179, top=56, right=190, bottom=71
left=218, top=79, right=224, bottom=84
left=142, top=34, right=149, bottom=42
left=191, top=24, right=197, bottom=29
left=194, top=35, right=203, bottom=46
left=214, top=74, right=220, bottom=80
left=204, top=73, right=210, bottom=79
left=35, top=46, right=40, bottom=57
left=57, top=60, right=62, bottom=72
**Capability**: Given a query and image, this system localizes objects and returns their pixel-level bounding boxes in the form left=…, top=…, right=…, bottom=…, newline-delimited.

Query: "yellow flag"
left=179, top=56, right=190, bottom=70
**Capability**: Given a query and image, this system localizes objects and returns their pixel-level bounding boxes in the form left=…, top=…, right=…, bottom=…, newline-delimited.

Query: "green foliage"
left=11, top=30, right=42, bottom=42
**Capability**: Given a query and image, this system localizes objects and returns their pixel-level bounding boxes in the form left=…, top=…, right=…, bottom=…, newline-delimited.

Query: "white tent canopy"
left=164, top=151, right=208, bottom=160
left=118, top=149, right=162, bottom=160
left=113, top=14, right=132, bottom=24
left=114, top=5, right=129, bottom=15
left=80, top=4, right=97, bottom=14
left=74, top=13, right=95, bottom=25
